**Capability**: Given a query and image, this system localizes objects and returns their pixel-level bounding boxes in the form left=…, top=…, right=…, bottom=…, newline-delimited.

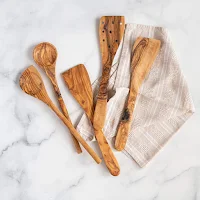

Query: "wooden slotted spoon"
left=33, top=42, right=82, bottom=154
left=19, top=66, right=101, bottom=164
left=115, top=37, right=161, bottom=151
left=92, top=16, right=125, bottom=176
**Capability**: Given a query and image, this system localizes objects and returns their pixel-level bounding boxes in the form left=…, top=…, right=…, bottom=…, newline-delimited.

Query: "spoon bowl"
left=33, top=42, right=57, bottom=69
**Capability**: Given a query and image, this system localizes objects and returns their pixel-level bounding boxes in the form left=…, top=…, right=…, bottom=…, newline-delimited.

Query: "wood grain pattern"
left=62, top=64, right=94, bottom=121
left=115, top=37, right=161, bottom=151
left=92, top=16, right=125, bottom=175
left=19, top=66, right=101, bottom=164
left=33, top=42, right=82, bottom=154
left=93, top=16, right=125, bottom=132
left=62, top=64, right=120, bottom=176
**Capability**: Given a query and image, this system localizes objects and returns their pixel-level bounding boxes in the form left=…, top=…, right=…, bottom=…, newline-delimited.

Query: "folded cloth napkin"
left=77, top=24, right=195, bottom=167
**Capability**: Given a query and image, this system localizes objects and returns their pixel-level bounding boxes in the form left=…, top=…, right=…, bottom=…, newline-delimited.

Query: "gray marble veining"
left=0, top=0, right=200, bottom=199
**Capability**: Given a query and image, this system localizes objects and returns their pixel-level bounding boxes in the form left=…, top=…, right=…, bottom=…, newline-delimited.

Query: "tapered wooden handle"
left=49, top=102, right=101, bottom=164
left=44, top=67, right=82, bottom=154
left=93, top=99, right=107, bottom=130
left=58, top=97, right=82, bottom=154
left=115, top=108, right=133, bottom=151
left=115, top=37, right=161, bottom=151
left=94, top=129, right=120, bottom=176
left=51, top=78, right=82, bottom=154
left=93, top=95, right=120, bottom=176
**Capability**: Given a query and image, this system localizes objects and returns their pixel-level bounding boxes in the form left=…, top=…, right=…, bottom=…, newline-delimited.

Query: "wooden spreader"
left=115, top=37, right=161, bottom=151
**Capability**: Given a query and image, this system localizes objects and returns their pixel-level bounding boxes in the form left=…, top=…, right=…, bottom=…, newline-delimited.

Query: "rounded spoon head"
left=19, top=65, right=50, bottom=103
left=33, top=42, right=58, bottom=70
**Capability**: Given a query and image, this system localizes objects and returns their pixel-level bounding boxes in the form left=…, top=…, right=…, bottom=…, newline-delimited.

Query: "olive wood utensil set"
left=19, top=16, right=161, bottom=176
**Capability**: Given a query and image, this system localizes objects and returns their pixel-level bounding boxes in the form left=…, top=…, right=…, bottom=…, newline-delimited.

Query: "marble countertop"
left=0, top=0, right=200, bottom=199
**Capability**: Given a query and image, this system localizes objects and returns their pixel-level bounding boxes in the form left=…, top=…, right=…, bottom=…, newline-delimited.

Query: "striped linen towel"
left=76, top=24, right=195, bottom=167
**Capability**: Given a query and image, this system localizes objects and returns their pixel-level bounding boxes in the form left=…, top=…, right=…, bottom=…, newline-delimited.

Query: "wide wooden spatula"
left=62, top=64, right=94, bottom=121
left=115, top=37, right=161, bottom=151
left=62, top=64, right=119, bottom=176
left=19, top=66, right=101, bottom=164
left=93, top=16, right=125, bottom=176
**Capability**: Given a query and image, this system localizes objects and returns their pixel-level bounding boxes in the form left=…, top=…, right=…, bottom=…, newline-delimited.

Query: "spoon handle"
left=50, top=76, right=82, bottom=154
left=48, top=100, right=101, bottom=164
left=58, top=96, right=82, bottom=154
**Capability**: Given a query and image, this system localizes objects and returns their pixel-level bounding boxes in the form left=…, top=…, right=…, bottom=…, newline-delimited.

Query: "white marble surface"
left=0, top=0, right=199, bottom=199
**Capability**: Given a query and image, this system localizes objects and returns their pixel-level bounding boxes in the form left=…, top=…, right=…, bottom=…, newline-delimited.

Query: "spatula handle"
left=115, top=74, right=139, bottom=151
left=93, top=64, right=111, bottom=129
left=98, top=64, right=112, bottom=99
left=49, top=101, right=101, bottom=164
left=94, top=129, right=120, bottom=176
left=115, top=100, right=135, bottom=151
left=93, top=67, right=120, bottom=175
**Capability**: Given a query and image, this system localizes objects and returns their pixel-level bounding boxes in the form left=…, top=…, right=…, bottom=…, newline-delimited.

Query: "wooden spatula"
left=19, top=65, right=101, bottom=164
left=115, top=37, right=161, bottom=151
left=62, top=64, right=120, bottom=176
left=62, top=64, right=94, bottom=121
left=93, top=16, right=125, bottom=130
left=92, top=16, right=125, bottom=175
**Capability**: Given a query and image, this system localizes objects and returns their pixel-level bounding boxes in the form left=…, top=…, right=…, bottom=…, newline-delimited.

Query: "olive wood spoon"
left=33, top=42, right=82, bottom=154
left=62, top=64, right=120, bottom=175
left=115, top=37, right=161, bottom=151
left=93, top=16, right=125, bottom=176
left=19, top=66, right=101, bottom=164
